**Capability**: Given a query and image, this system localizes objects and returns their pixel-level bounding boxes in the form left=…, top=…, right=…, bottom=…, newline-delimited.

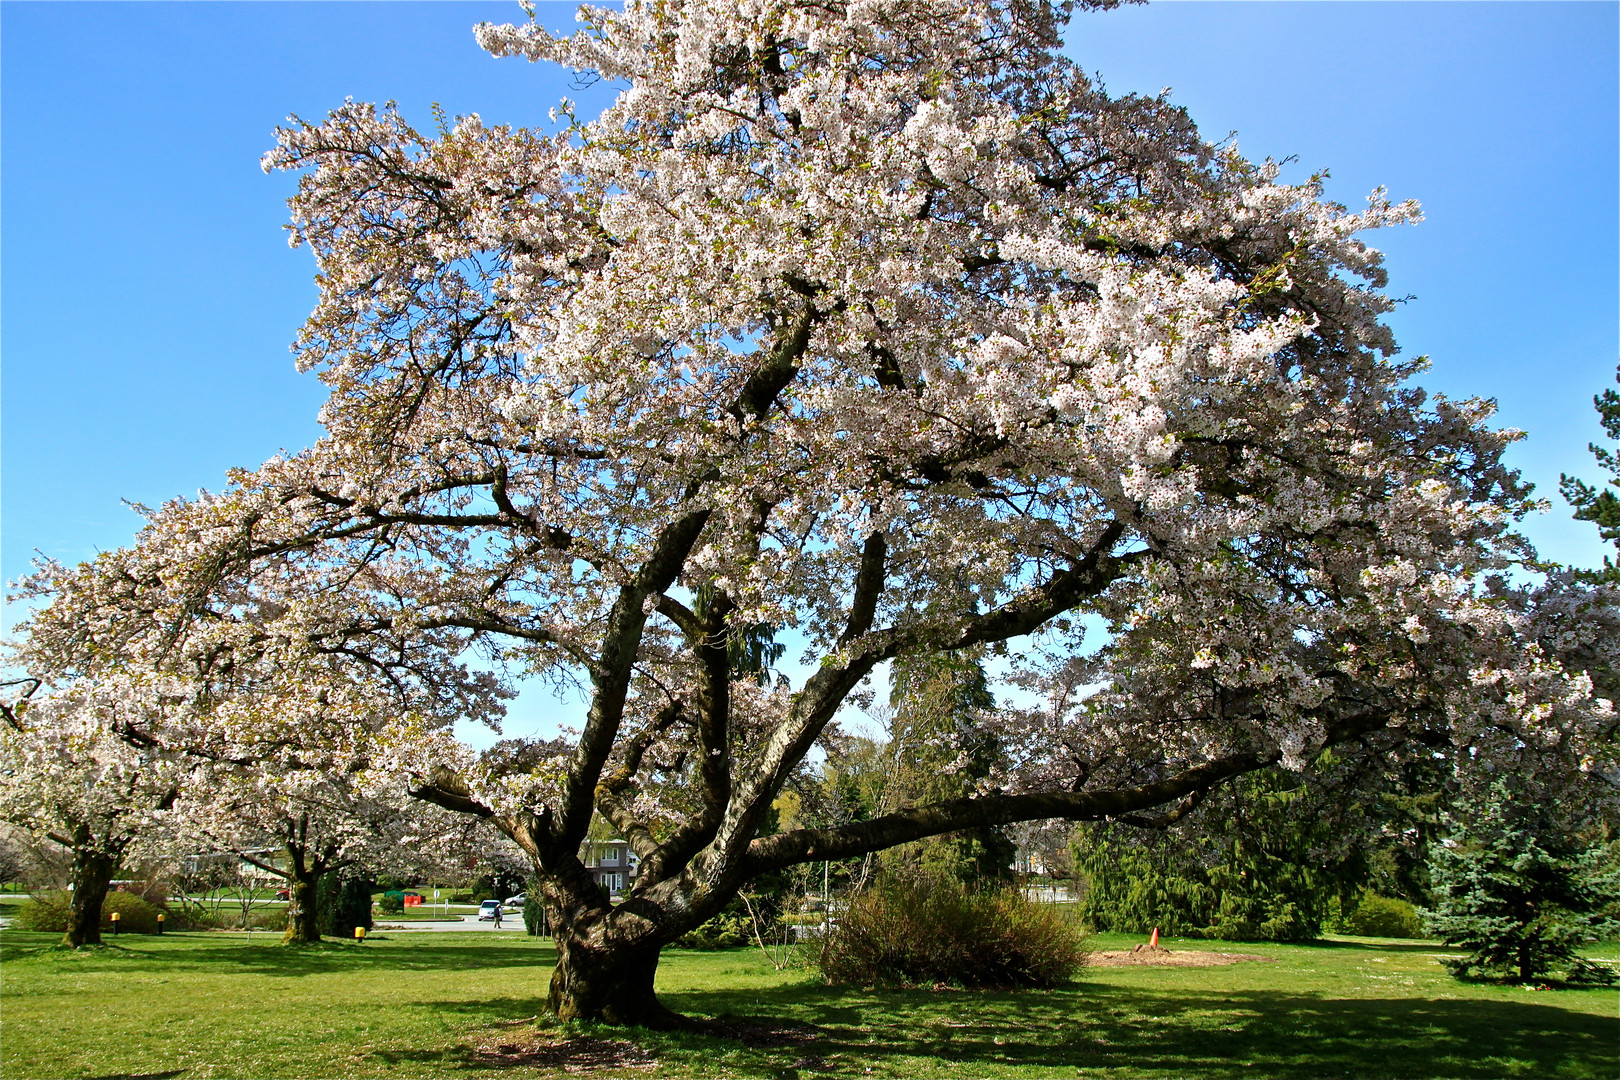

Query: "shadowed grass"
left=1, top=930, right=1614, bottom=1078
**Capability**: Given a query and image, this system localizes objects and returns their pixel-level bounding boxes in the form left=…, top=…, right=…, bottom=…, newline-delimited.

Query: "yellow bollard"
left=156, top=912, right=165, bottom=935
left=111, top=911, right=121, bottom=936
left=355, top=926, right=366, bottom=943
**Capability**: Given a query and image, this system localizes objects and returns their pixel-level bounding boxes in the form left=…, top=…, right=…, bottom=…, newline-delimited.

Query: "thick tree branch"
left=741, top=751, right=1278, bottom=876
left=554, top=506, right=712, bottom=852
left=408, top=765, right=496, bottom=819
left=840, top=531, right=888, bottom=645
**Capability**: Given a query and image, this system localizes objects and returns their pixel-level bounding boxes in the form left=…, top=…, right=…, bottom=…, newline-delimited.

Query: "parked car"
left=478, top=900, right=503, bottom=921
left=503, top=895, right=525, bottom=909
left=274, top=889, right=289, bottom=901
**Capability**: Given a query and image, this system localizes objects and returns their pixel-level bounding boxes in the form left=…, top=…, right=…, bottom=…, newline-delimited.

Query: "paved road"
left=372, top=914, right=525, bottom=933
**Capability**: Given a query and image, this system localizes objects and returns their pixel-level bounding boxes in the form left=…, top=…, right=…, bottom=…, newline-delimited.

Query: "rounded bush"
left=816, top=875, right=1089, bottom=989
left=13, top=890, right=167, bottom=934
left=1345, top=894, right=1424, bottom=939
left=10, top=892, right=69, bottom=931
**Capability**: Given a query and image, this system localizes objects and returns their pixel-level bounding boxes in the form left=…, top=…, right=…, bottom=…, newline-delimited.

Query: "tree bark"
left=283, top=868, right=322, bottom=944
left=547, top=914, right=682, bottom=1028
left=64, top=849, right=118, bottom=948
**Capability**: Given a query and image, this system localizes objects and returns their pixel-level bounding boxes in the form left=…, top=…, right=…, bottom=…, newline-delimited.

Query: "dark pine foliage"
left=1423, top=787, right=1618, bottom=984
left=317, top=872, right=375, bottom=937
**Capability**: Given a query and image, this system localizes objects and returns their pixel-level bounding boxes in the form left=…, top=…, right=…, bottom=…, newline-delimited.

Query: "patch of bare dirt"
left=1091, top=945, right=1276, bottom=967
left=466, top=1031, right=660, bottom=1072
left=463, top=1015, right=826, bottom=1073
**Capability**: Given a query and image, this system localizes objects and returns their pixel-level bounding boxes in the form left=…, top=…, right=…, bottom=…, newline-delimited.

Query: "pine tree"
left=1560, top=363, right=1620, bottom=582
left=1072, top=769, right=1341, bottom=943
left=1423, top=786, right=1618, bottom=984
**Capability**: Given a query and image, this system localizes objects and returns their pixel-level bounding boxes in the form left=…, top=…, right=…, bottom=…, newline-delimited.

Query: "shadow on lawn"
left=661, top=983, right=1616, bottom=1079
left=178, top=940, right=558, bottom=977
left=0, top=930, right=558, bottom=977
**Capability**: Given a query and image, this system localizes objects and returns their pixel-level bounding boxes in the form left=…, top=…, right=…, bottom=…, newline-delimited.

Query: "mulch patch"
left=698, top=1013, right=825, bottom=1048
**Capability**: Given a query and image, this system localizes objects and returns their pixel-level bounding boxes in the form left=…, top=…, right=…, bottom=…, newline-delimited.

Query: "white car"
left=478, top=900, right=504, bottom=921
left=504, top=895, right=525, bottom=908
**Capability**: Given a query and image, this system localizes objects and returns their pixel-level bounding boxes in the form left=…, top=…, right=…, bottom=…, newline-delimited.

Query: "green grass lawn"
left=1, top=929, right=1614, bottom=1079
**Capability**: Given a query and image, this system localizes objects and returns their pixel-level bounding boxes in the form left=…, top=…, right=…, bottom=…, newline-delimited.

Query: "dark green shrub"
left=103, top=891, right=167, bottom=934
left=374, top=873, right=410, bottom=893
left=1344, top=893, right=1424, bottom=938
left=14, top=890, right=167, bottom=934
left=522, top=881, right=546, bottom=937
left=11, top=892, right=70, bottom=931
left=378, top=891, right=405, bottom=914
left=317, top=874, right=374, bottom=937
left=816, top=875, right=1088, bottom=989
left=677, top=906, right=752, bottom=949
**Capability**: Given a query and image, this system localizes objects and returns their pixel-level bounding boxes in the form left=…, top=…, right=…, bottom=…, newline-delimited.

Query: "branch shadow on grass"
left=656, top=983, right=1617, bottom=1079
left=1, top=930, right=558, bottom=977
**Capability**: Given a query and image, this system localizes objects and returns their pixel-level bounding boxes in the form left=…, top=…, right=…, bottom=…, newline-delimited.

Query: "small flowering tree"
left=0, top=679, right=190, bottom=946
left=175, top=729, right=482, bottom=944
left=14, top=0, right=1618, bottom=1023
left=12, top=540, right=504, bottom=946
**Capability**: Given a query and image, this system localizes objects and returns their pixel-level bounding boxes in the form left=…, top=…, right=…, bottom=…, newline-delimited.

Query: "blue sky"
left=3, top=1, right=1616, bottom=740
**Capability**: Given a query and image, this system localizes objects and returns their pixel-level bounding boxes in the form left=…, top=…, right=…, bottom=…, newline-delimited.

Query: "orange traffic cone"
left=1149, top=927, right=1159, bottom=949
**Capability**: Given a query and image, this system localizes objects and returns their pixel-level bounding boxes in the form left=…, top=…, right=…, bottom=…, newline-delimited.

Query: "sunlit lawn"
left=1, top=928, right=1614, bottom=1078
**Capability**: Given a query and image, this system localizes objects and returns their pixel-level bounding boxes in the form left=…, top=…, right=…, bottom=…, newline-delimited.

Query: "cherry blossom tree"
left=174, top=724, right=482, bottom=944
left=0, top=678, right=191, bottom=947
left=14, top=0, right=1618, bottom=1023
left=11, top=540, right=504, bottom=946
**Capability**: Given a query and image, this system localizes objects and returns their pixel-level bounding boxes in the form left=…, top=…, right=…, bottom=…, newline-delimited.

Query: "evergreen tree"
left=316, top=871, right=375, bottom=938
left=523, top=876, right=547, bottom=937
left=1423, top=786, right=1618, bottom=984
left=1073, top=769, right=1349, bottom=942
left=888, top=651, right=1014, bottom=884
left=1560, top=363, right=1620, bottom=582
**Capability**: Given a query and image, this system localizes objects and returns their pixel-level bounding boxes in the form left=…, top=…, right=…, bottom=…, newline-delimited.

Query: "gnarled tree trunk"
left=547, top=911, right=681, bottom=1027
left=64, top=847, right=118, bottom=948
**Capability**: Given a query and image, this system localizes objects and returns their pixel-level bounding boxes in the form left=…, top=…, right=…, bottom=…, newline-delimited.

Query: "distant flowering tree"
left=13, top=0, right=1618, bottom=1023
left=0, top=679, right=189, bottom=947
left=12, top=543, right=503, bottom=947
left=174, top=727, right=482, bottom=944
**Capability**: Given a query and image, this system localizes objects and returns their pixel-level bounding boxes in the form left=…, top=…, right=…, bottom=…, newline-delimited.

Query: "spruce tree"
left=1423, top=786, right=1618, bottom=984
